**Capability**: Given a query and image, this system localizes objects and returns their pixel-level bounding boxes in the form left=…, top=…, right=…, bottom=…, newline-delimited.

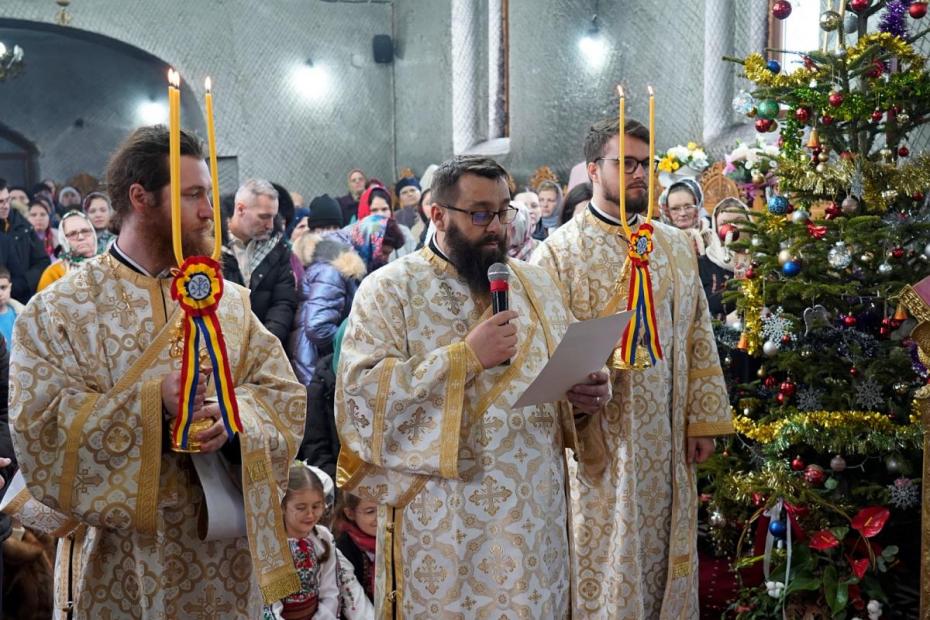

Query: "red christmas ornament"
left=775, top=392, right=786, bottom=405
left=909, top=1, right=927, bottom=18
left=850, top=366, right=859, bottom=378
left=755, top=118, right=774, bottom=133
left=824, top=203, right=842, bottom=221
left=866, top=61, right=884, bottom=78
left=871, top=108, right=884, bottom=122
left=717, top=223, right=740, bottom=242
left=745, top=267, right=755, bottom=279
left=804, top=464, right=827, bottom=486
left=821, top=114, right=834, bottom=126
left=764, top=376, right=777, bottom=389
left=772, top=0, right=793, bottom=19
left=795, top=107, right=811, bottom=123
left=892, top=246, right=905, bottom=259
left=791, top=455, right=806, bottom=471
left=849, top=0, right=870, bottom=12
left=752, top=492, right=766, bottom=507
left=780, top=380, right=797, bottom=397
left=843, top=314, right=857, bottom=327
left=803, top=56, right=817, bottom=70
left=898, top=145, right=910, bottom=157
left=828, top=92, right=844, bottom=107
left=781, top=334, right=792, bottom=345
left=914, top=191, right=926, bottom=202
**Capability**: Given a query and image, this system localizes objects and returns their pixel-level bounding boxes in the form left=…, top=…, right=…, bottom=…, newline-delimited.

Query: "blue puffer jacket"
left=288, top=234, right=366, bottom=386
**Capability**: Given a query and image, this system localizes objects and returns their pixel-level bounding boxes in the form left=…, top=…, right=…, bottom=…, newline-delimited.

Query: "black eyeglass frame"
left=436, top=203, right=519, bottom=227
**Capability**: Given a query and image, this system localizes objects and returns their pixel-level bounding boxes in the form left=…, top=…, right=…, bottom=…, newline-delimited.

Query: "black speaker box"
left=373, top=35, right=394, bottom=64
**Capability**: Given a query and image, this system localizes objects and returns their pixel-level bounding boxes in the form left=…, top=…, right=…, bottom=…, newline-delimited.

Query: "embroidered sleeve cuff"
left=687, top=421, right=735, bottom=437
left=463, top=340, right=485, bottom=376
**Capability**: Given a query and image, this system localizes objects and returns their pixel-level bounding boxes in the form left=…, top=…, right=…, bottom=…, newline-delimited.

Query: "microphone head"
left=487, top=262, right=509, bottom=283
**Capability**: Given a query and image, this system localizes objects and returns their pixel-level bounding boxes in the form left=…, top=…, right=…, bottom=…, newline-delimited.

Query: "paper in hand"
left=512, top=311, right=632, bottom=408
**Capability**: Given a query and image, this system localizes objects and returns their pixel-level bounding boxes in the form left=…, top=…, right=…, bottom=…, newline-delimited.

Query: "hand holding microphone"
left=465, top=263, right=516, bottom=369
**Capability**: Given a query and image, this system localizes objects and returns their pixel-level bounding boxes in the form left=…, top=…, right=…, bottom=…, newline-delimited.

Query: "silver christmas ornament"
left=885, top=455, right=902, bottom=473
left=830, top=454, right=847, bottom=472
left=878, top=262, right=893, bottom=275
left=820, top=10, right=842, bottom=31
left=778, top=248, right=794, bottom=265
left=816, top=163, right=827, bottom=173
left=844, top=13, right=858, bottom=33
left=763, top=340, right=780, bottom=357
left=841, top=196, right=860, bottom=215
left=791, top=209, right=810, bottom=223
left=897, top=112, right=910, bottom=124
left=751, top=235, right=764, bottom=247
left=828, top=241, right=852, bottom=268
left=709, top=510, right=727, bottom=528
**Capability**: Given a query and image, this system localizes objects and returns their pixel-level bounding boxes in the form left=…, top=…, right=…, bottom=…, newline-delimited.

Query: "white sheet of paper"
left=192, top=452, right=247, bottom=541
left=513, top=311, right=633, bottom=408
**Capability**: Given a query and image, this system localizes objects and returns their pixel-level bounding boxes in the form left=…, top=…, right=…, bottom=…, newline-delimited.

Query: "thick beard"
left=141, top=203, right=215, bottom=266
left=444, top=222, right=507, bottom=297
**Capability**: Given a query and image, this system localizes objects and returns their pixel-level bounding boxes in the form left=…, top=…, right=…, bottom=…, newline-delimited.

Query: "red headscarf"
left=356, top=182, right=391, bottom=220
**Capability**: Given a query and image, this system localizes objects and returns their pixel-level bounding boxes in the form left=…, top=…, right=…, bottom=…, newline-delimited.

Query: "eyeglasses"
left=64, top=228, right=94, bottom=240
left=597, top=157, right=654, bottom=174
left=668, top=204, right=697, bottom=214
left=438, top=203, right=518, bottom=226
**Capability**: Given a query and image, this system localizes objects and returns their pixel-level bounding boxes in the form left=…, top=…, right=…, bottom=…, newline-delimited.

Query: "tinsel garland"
left=776, top=155, right=930, bottom=210
left=738, top=277, right=764, bottom=356
left=742, top=53, right=826, bottom=88
left=880, top=0, right=914, bottom=38
left=733, top=408, right=922, bottom=454
left=846, top=32, right=924, bottom=70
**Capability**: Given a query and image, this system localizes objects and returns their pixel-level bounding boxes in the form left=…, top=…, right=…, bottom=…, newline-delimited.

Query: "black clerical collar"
left=429, top=236, right=450, bottom=263
left=588, top=201, right=640, bottom=227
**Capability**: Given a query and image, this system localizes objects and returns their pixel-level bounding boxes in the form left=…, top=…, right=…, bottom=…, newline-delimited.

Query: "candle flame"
left=205, top=76, right=212, bottom=92
left=617, top=85, right=625, bottom=98
left=647, top=85, right=655, bottom=97
left=168, top=68, right=180, bottom=88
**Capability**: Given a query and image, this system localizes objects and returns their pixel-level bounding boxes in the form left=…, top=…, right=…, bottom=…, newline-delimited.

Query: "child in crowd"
left=265, top=462, right=340, bottom=620
left=335, top=494, right=377, bottom=606
left=0, top=267, right=21, bottom=347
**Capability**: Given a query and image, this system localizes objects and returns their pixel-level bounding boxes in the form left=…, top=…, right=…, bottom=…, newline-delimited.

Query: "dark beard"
left=141, top=202, right=214, bottom=264
left=603, top=188, right=648, bottom=215
left=445, top=222, right=507, bottom=297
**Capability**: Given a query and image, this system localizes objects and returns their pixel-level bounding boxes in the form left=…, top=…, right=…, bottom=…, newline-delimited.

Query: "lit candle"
left=617, top=85, right=626, bottom=230
left=647, top=85, right=655, bottom=222
left=168, top=69, right=183, bottom=266
left=204, top=77, right=222, bottom=260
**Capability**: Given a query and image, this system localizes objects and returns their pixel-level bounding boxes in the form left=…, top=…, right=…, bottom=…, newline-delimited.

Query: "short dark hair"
left=583, top=118, right=649, bottom=164
left=369, top=187, right=393, bottom=211
left=562, top=181, right=593, bottom=225
left=430, top=155, right=510, bottom=207
left=105, top=125, right=204, bottom=231
left=0, top=178, right=7, bottom=192
left=0, top=266, right=10, bottom=282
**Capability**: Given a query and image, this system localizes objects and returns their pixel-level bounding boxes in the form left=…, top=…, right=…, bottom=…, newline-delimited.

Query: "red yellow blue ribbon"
left=170, top=255, right=242, bottom=449
left=620, top=222, right=663, bottom=365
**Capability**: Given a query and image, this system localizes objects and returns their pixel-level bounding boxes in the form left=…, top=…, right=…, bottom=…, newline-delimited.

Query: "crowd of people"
left=0, top=117, right=743, bottom=619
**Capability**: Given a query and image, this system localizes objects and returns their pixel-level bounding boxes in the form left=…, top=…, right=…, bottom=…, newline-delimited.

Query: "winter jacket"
left=0, top=210, right=50, bottom=303
left=221, top=236, right=297, bottom=347
left=296, top=353, right=339, bottom=479
left=288, top=235, right=365, bottom=386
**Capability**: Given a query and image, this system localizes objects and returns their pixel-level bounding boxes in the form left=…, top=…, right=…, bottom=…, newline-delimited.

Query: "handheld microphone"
left=488, top=262, right=510, bottom=366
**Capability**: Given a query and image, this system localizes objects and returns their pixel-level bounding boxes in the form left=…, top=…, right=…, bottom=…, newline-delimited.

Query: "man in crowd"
left=393, top=175, right=421, bottom=229
left=531, top=118, right=732, bottom=619
left=0, top=179, right=50, bottom=302
left=337, top=155, right=610, bottom=618
left=337, top=168, right=367, bottom=225
left=9, top=125, right=305, bottom=618
left=222, top=178, right=297, bottom=347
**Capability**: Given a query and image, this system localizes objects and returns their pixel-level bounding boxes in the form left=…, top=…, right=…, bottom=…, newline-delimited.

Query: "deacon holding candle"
left=7, top=69, right=306, bottom=618
left=531, top=89, right=732, bottom=618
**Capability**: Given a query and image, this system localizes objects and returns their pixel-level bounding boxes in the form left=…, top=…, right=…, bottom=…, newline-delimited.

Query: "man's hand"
left=0, top=457, right=11, bottom=490
left=687, top=437, right=715, bottom=464
left=161, top=370, right=209, bottom=419
left=567, top=371, right=611, bottom=415
left=192, top=403, right=229, bottom=453
left=465, top=310, right=519, bottom=369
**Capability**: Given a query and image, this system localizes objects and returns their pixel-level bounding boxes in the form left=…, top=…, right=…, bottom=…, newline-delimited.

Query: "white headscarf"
left=702, top=197, right=751, bottom=271
left=57, top=210, right=98, bottom=260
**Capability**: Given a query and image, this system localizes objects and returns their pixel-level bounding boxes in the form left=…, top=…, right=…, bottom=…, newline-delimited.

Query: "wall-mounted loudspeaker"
left=373, top=35, right=393, bottom=64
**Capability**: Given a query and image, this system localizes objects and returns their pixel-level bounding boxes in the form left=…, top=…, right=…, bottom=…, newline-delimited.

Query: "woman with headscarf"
left=56, top=186, right=82, bottom=219
left=346, top=214, right=406, bottom=274
left=658, top=178, right=706, bottom=231
left=698, top=197, right=751, bottom=318
left=83, top=192, right=116, bottom=254
left=506, top=201, right=539, bottom=261
left=536, top=180, right=564, bottom=238
left=355, top=184, right=418, bottom=260
left=36, top=210, right=98, bottom=291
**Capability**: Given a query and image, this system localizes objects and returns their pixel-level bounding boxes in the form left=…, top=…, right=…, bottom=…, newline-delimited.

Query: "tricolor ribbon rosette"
left=169, top=255, right=242, bottom=449
left=620, top=222, right=663, bottom=366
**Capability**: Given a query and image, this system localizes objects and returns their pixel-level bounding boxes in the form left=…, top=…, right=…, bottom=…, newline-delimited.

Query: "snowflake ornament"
left=761, top=307, right=793, bottom=343
left=854, top=378, right=885, bottom=410
left=796, top=386, right=824, bottom=411
left=887, top=477, right=920, bottom=510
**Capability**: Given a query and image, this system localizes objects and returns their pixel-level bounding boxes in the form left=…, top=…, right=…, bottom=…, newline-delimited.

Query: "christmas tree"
left=700, top=1, right=930, bottom=618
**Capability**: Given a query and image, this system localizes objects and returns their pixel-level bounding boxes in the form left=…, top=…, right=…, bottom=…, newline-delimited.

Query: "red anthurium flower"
left=851, top=506, right=890, bottom=538
left=809, top=530, right=840, bottom=551
left=848, top=556, right=870, bottom=579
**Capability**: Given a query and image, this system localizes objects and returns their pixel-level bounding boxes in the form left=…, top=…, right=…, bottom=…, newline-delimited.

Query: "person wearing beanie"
left=307, top=194, right=343, bottom=233
left=393, top=176, right=421, bottom=229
